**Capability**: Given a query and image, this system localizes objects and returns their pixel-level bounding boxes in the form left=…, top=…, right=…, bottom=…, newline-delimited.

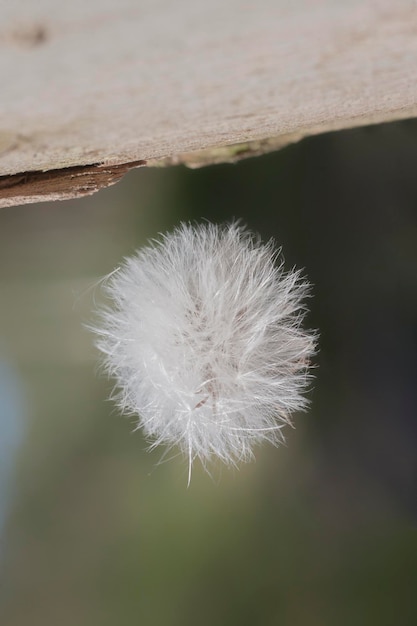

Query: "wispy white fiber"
left=93, top=222, right=316, bottom=478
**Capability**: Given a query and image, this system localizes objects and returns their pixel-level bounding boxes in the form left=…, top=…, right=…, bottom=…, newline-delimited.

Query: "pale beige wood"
left=1, top=0, right=416, bottom=207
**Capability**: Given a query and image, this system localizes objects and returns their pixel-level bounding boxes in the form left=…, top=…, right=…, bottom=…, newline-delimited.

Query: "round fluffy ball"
left=94, top=222, right=316, bottom=473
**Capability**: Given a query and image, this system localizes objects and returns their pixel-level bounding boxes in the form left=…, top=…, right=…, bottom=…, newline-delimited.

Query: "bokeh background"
left=0, top=121, right=416, bottom=625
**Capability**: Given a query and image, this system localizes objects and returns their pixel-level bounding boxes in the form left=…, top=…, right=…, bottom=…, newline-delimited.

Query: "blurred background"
left=0, top=120, right=416, bottom=625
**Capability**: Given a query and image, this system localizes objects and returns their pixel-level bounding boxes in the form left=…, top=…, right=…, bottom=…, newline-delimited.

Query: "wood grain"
left=1, top=0, right=416, bottom=207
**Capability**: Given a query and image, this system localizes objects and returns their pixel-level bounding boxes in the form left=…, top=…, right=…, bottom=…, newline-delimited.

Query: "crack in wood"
left=0, top=160, right=147, bottom=207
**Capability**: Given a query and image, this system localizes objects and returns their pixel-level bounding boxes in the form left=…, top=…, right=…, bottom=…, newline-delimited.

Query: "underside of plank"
left=1, top=0, right=416, bottom=207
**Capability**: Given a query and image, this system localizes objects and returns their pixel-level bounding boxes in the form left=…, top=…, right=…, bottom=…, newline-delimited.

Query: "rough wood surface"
left=1, top=0, right=417, bottom=207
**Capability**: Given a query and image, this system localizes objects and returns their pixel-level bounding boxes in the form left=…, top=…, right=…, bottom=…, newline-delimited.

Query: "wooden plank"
left=1, top=0, right=416, bottom=207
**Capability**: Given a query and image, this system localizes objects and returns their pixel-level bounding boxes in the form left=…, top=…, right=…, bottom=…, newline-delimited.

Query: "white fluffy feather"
left=94, top=222, right=316, bottom=477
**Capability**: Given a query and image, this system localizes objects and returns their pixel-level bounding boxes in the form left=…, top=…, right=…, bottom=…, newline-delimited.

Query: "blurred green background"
left=0, top=121, right=416, bottom=626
